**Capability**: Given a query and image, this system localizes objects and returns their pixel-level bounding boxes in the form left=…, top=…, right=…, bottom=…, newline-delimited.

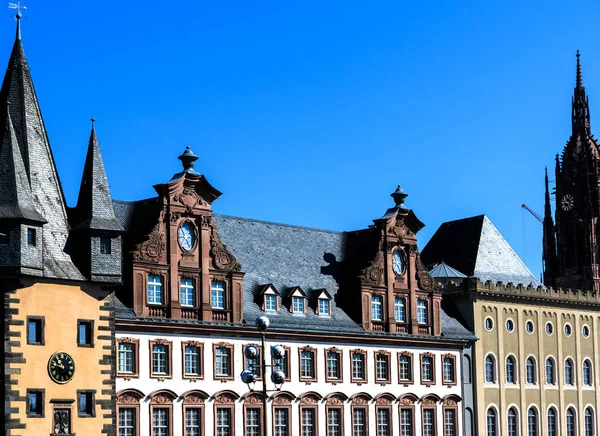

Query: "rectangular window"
left=327, top=408, right=342, bottom=436
left=301, top=408, right=316, bottom=436
left=399, top=354, right=412, bottom=381
left=147, top=275, right=163, bottom=305
left=293, top=296, right=305, bottom=313
left=401, top=409, right=413, bottom=436
left=319, top=299, right=330, bottom=315
left=417, top=300, right=428, bottom=324
left=274, top=348, right=290, bottom=380
left=246, top=408, right=260, bottom=436
left=77, top=391, right=95, bottom=417
left=152, top=344, right=169, bottom=376
left=300, top=350, right=315, bottom=379
left=27, top=227, right=36, bottom=246
left=77, top=320, right=94, bottom=347
left=180, top=278, right=195, bottom=307
left=118, top=407, right=135, bottom=436
left=216, top=408, right=232, bottom=436
left=376, top=353, right=390, bottom=381
left=422, top=356, right=433, bottom=382
left=27, top=316, right=44, bottom=345
left=274, top=408, right=289, bottom=436
left=184, top=345, right=201, bottom=376
left=211, top=281, right=226, bottom=309
left=394, top=297, right=406, bottom=322
left=186, top=408, right=201, bottom=436
left=327, top=351, right=341, bottom=380
left=152, top=407, right=169, bottom=436
left=26, top=389, right=44, bottom=417
left=443, top=357, right=455, bottom=383
left=100, top=237, right=111, bottom=254
left=265, top=294, right=277, bottom=312
left=216, top=346, right=232, bottom=377
left=353, top=408, right=366, bottom=436
left=423, top=409, right=435, bottom=436
left=246, top=347, right=261, bottom=378
left=118, top=342, right=135, bottom=374
left=444, top=409, right=456, bottom=436
left=377, top=408, right=390, bottom=436
left=352, top=352, right=365, bottom=381
left=371, top=295, right=383, bottom=321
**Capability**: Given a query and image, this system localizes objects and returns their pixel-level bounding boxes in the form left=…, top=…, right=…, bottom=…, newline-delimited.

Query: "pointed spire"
left=73, top=120, right=124, bottom=231
left=15, top=11, right=21, bottom=41
left=542, top=167, right=557, bottom=287
left=572, top=50, right=591, bottom=134
left=544, top=167, right=552, bottom=218
left=576, top=50, right=583, bottom=90
left=0, top=103, right=45, bottom=222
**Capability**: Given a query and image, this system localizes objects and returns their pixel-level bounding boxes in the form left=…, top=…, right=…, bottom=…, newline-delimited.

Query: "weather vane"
left=8, top=0, right=26, bottom=17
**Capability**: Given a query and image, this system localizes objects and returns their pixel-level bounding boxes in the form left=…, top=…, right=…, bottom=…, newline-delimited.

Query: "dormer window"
left=318, top=299, right=330, bottom=316
left=211, top=281, right=226, bottom=309
left=100, top=237, right=111, bottom=254
left=292, top=297, right=305, bottom=314
left=265, top=295, right=277, bottom=312
left=27, top=228, right=36, bottom=246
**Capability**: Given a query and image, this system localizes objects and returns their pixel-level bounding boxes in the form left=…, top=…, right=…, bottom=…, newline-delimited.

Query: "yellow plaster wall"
left=474, top=299, right=600, bottom=436
left=9, top=280, right=113, bottom=435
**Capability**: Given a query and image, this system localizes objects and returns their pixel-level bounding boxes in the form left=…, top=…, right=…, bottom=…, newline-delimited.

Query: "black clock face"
left=48, top=352, right=75, bottom=384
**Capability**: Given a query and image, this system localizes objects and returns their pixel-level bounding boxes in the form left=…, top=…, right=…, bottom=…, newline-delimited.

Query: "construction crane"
left=521, top=203, right=543, bottom=224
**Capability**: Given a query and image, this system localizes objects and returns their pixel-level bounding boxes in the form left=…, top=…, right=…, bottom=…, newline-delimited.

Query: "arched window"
left=546, top=358, right=555, bottom=385
left=528, top=408, right=537, bottom=436
left=485, top=355, right=496, bottom=383
left=583, top=360, right=593, bottom=386
left=526, top=357, right=536, bottom=384
left=507, top=408, right=518, bottom=436
left=565, top=359, right=574, bottom=385
left=585, top=407, right=594, bottom=436
left=506, top=356, right=516, bottom=384
left=487, top=408, right=497, bottom=436
left=547, top=408, right=557, bottom=436
left=566, top=408, right=576, bottom=436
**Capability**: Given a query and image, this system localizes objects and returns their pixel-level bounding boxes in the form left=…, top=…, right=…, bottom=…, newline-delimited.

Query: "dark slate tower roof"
left=71, top=121, right=123, bottom=231
left=0, top=109, right=46, bottom=223
left=428, top=262, right=466, bottom=279
left=0, top=17, right=83, bottom=280
left=422, top=215, right=540, bottom=287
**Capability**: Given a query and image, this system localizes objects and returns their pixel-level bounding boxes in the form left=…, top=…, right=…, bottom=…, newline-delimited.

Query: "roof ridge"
left=214, top=213, right=344, bottom=235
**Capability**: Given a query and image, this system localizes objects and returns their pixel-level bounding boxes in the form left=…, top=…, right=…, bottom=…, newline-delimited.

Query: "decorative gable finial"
left=178, top=146, right=199, bottom=172
left=8, top=1, right=26, bottom=40
left=391, top=185, right=408, bottom=209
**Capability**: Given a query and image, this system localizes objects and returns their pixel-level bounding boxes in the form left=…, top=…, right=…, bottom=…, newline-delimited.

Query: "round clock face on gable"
left=392, top=251, right=404, bottom=275
left=179, top=222, right=196, bottom=251
left=48, top=351, right=75, bottom=384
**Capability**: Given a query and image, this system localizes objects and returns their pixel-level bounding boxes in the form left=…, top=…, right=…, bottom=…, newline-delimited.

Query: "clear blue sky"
left=3, top=1, right=600, bottom=281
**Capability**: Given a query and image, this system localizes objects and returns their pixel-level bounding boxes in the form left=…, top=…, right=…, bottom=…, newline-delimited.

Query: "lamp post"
left=240, top=316, right=286, bottom=436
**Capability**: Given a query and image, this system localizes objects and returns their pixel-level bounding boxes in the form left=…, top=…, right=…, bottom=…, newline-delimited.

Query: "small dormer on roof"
left=259, top=284, right=280, bottom=313
left=313, top=289, right=333, bottom=316
left=288, top=286, right=308, bottom=314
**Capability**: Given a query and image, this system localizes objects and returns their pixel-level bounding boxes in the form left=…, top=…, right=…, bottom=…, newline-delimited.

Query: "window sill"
left=77, top=343, right=94, bottom=348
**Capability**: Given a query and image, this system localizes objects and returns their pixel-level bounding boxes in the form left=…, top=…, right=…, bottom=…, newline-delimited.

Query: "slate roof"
left=428, top=262, right=467, bottom=279
left=113, top=200, right=474, bottom=340
left=0, top=24, right=83, bottom=280
left=70, top=125, right=123, bottom=232
left=422, top=215, right=541, bottom=287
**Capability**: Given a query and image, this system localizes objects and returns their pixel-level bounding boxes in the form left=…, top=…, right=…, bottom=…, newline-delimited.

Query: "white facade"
left=116, top=330, right=465, bottom=436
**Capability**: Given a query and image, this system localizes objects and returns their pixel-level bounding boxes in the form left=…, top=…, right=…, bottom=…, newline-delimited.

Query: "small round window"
left=583, top=325, right=590, bottom=338
left=564, top=323, right=572, bottom=336
left=526, top=320, right=534, bottom=334
left=545, top=322, right=554, bottom=335
left=485, top=317, right=494, bottom=331
left=506, top=319, right=514, bottom=332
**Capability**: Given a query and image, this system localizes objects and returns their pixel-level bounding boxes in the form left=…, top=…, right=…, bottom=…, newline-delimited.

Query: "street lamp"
left=240, top=316, right=286, bottom=436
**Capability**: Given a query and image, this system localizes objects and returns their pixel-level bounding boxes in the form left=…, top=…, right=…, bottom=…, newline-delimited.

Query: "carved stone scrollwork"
left=184, top=393, right=205, bottom=404
left=327, top=396, right=344, bottom=405
left=117, top=393, right=141, bottom=405
left=205, top=218, right=241, bottom=271
left=300, top=394, right=320, bottom=405
left=154, top=338, right=169, bottom=345
left=174, top=188, right=208, bottom=213
left=151, top=393, right=174, bottom=404
left=399, top=397, right=415, bottom=405
left=376, top=396, right=393, bottom=406
left=133, top=223, right=165, bottom=262
left=273, top=395, right=293, bottom=405
left=443, top=398, right=457, bottom=406
left=201, top=215, right=213, bottom=228
left=422, top=397, right=437, bottom=406
left=215, top=393, right=237, bottom=404
left=169, top=211, right=182, bottom=224
left=245, top=395, right=263, bottom=405
left=352, top=396, right=369, bottom=406
left=415, top=252, right=435, bottom=291
left=360, top=251, right=385, bottom=285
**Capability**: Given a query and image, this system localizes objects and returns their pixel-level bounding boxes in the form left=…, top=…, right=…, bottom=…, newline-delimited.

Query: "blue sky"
left=3, top=1, right=600, bottom=280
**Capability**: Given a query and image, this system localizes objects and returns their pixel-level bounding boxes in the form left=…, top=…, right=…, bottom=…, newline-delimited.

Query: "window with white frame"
left=245, top=408, right=260, bottom=436
left=445, top=409, right=456, bottom=436
left=546, top=358, right=555, bottom=384
left=327, top=408, right=342, bottom=436
left=318, top=298, right=330, bottom=316
left=184, top=345, right=200, bottom=376
left=376, top=353, right=389, bottom=381
left=585, top=408, right=594, bottom=436
left=371, top=295, right=383, bottom=321
left=583, top=359, right=593, bottom=386
left=265, top=294, right=277, bottom=312
left=400, top=409, right=412, bottom=436
left=352, top=352, right=365, bottom=380
left=421, top=355, right=433, bottom=382
left=526, top=357, right=536, bottom=384
left=118, top=408, right=136, bottom=436
left=274, top=408, right=289, bottom=436
left=443, top=356, right=455, bottom=383
left=292, top=296, right=305, bottom=314
left=180, top=278, right=194, bottom=307
left=246, top=347, right=261, bottom=378
left=185, top=408, right=201, bottom=436
left=527, top=408, right=537, bottom=436
left=300, top=350, right=315, bottom=379
left=152, top=407, right=169, bottom=436
left=394, top=297, right=406, bottom=322
left=417, top=300, right=428, bottom=324
left=507, top=408, right=518, bottom=436
left=147, top=275, right=163, bottom=305
left=487, top=408, right=497, bottom=436
left=151, top=344, right=169, bottom=375
left=215, top=347, right=231, bottom=377
left=399, top=354, right=412, bottom=381
left=118, top=342, right=134, bottom=373
left=353, top=408, right=366, bottom=436
left=216, top=408, right=232, bottom=436
left=211, top=281, right=226, bottom=309
left=547, top=408, right=557, bottom=436
left=423, top=409, right=435, bottom=436
left=301, top=408, right=316, bottom=436
left=506, top=356, right=516, bottom=384
left=377, top=408, right=390, bottom=436
left=566, top=408, right=576, bottom=436
left=485, top=355, right=496, bottom=383
left=565, top=359, right=574, bottom=385
left=326, top=351, right=341, bottom=380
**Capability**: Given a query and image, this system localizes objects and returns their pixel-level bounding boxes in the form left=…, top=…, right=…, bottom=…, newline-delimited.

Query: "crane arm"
left=521, top=203, right=543, bottom=224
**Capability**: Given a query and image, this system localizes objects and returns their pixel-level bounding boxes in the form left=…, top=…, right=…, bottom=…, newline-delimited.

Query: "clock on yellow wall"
left=48, top=351, right=75, bottom=384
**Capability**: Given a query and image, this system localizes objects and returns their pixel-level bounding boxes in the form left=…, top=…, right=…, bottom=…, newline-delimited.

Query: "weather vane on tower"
left=8, top=0, right=26, bottom=18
